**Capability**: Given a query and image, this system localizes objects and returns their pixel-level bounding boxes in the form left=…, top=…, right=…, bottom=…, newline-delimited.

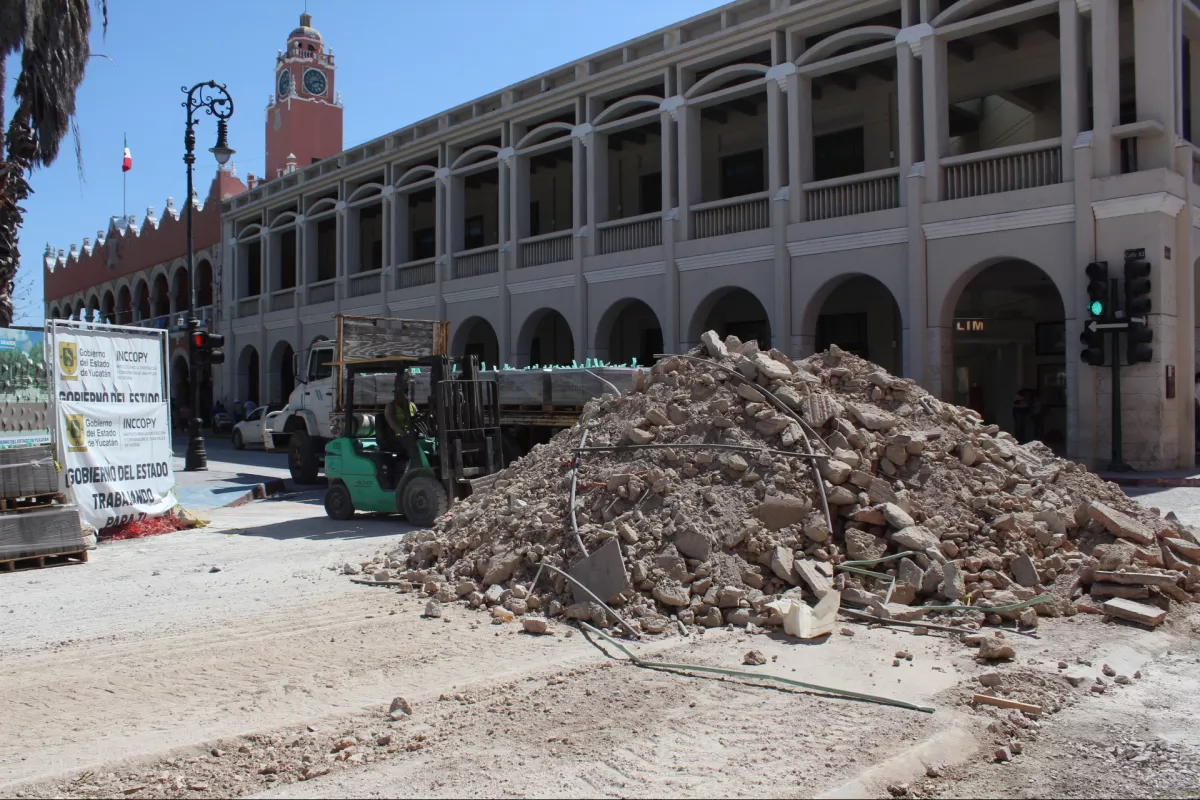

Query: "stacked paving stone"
left=376, top=333, right=1199, bottom=635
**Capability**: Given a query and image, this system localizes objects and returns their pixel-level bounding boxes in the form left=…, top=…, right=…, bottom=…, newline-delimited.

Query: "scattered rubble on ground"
left=360, top=333, right=1199, bottom=644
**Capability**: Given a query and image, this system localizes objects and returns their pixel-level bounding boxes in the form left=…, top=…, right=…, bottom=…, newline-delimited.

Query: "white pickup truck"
left=267, top=316, right=636, bottom=485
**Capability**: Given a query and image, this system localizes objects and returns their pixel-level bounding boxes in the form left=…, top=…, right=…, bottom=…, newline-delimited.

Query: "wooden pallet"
left=0, top=492, right=66, bottom=513
left=0, top=548, right=88, bottom=573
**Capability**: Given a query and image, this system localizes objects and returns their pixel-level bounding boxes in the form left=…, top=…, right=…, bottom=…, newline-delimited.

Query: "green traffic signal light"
left=1088, top=300, right=1104, bottom=317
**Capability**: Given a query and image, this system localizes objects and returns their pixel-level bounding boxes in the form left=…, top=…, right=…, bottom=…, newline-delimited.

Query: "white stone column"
left=896, top=41, right=920, bottom=204
left=676, top=102, right=701, bottom=240
left=571, top=131, right=588, bottom=363
left=379, top=187, right=394, bottom=317
left=434, top=168, right=449, bottom=321
left=333, top=203, right=346, bottom=314
left=921, top=32, right=948, bottom=202
left=1059, top=0, right=1084, bottom=181
left=1174, top=139, right=1197, bottom=464
left=1134, top=0, right=1179, bottom=170
left=660, top=109, right=680, bottom=353
left=904, top=167, right=928, bottom=386
left=1092, top=0, right=1121, bottom=176
left=786, top=71, right=804, bottom=223
left=498, top=148, right=512, bottom=367
left=585, top=129, right=608, bottom=255
left=766, top=75, right=792, bottom=355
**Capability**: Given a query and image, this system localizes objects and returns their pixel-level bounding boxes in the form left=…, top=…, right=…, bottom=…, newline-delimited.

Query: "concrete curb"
left=219, top=477, right=290, bottom=509
left=1100, top=475, right=1200, bottom=489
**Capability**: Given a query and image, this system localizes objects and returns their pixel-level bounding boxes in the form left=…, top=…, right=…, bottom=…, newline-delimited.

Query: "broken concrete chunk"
left=626, top=424, right=655, bottom=445
left=882, top=503, right=915, bottom=529
left=737, top=383, right=766, bottom=403
left=1086, top=501, right=1155, bottom=546
left=978, top=636, right=1015, bottom=660
left=1101, top=597, right=1167, bottom=627
left=482, top=551, right=520, bottom=586
left=1010, top=554, right=1040, bottom=588
left=644, top=408, right=670, bottom=427
left=652, top=582, right=690, bottom=607
left=771, top=544, right=798, bottom=584
left=845, top=530, right=887, bottom=562
left=701, top=329, right=728, bottom=359
left=673, top=528, right=712, bottom=561
left=795, top=559, right=833, bottom=598
left=848, top=403, right=898, bottom=431
left=752, top=353, right=793, bottom=382
left=891, top=526, right=940, bottom=553
left=752, top=495, right=810, bottom=531
left=818, top=459, right=852, bottom=485
left=940, top=562, right=965, bottom=600
left=799, top=395, right=839, bottom=427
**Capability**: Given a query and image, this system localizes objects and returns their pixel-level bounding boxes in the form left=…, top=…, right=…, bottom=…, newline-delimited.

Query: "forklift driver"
left=380, top=377, right=421, bottom=470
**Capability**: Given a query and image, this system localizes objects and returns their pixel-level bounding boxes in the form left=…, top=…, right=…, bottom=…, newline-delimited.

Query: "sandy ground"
left=2, top=487, right=1200, bottom=799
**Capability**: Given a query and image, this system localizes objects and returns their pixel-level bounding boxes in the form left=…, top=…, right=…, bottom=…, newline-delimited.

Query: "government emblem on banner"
left=65, top=414, right=87, bottom=452
left=59, top=342, right=78, bottom=380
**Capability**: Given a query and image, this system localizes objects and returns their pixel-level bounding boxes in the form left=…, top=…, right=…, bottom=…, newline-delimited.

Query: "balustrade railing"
left=307, top=279, right=336, bottom=305
left=236, top=296, right=260, bottom=318
left=691, top=192, right=770, bottom=239
left=519, top=231, right=573, bottom=267
left=452, top=245, right=499, bottom=279
left=804, top=168, right=900, bottom=221
left=597, top=212, right=662, bottom=254
left=347, top=269, right=382, bottom=298
left=269, top=289, right=295, bottom=312
left=396, top=258, right=437, bottom=289
left=942, top=138, right=1062, bottom=201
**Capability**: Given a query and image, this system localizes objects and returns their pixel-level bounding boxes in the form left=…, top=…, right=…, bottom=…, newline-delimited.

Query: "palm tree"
left=0, top=0, right=107, bottom=327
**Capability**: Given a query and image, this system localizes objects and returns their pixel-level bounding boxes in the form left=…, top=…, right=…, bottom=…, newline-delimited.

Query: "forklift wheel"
left=399, top=476, right=448, bottom=528
left=324, top=483, right=355, bottom=521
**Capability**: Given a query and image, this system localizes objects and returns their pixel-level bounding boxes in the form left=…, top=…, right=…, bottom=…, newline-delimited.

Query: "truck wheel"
left=400, top=476, right=448, bottom=528
left=232, top=430, right=245, bottom=450
left=289, top=430, right=320, bottom=485
left=324, top=483, right=355, bottom=521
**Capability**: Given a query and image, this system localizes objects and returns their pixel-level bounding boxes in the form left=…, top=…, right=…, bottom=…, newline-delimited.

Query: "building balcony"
left=804, top=167, right=901, bottom=221
left=597, top=212, right=662, bottom=254
left=306, top=278, right=337, bottom=305
left=237, top=296, right=261, bottom=318
left=692, top=192, right=770, bottom=240
left=519, top=230, right=573, bottom=268
left=396, top=258, right=437, bottom=289
left=941, top=138, right=1062, bottom=201
left=347, top=268, right=382, bottom=298
left=269, top=288, right=296, bottom=312
left=452, top=244, right=499, bottom=279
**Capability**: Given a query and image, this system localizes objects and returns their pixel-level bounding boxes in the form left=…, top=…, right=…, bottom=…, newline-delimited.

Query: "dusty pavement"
left=1, top=488, right=1199, bottom=799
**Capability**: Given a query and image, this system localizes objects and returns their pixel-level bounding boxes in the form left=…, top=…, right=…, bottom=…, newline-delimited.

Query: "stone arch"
left=688, top=286, right=773, bottom=350
left=86, top=294, right=101, bottom=321
left=195, top=258, right=214, bottom=307
left=269, top=340, right=296, bottom=405
left=451, top=317, right=500, bottom=369
left=516, top=122, right=574, bottom=150
left=152, top=273, right=170, bottom=317
left=117, top=284, right=133, bottom=324
left=170, top=353, right=191, bottom=415
left=593, top=96, right=664, bottom=127
left=594, top=298, right=663, bottom=367
left=686, top=63, right=768, bottom=100
left=800, top=274, right=904, bottom=374
left=795, top=26, right=900, bottom=66
left=516, top=307, right=575, bottom=367
left=451, top=145, right=500, bottom=171
left=237, top=345, right=261, bottom=405
left=395, top=164, right=437, bottom=189
left=933, top=0, right=1004, bottom=27
left=101, top=289, right=115, bottom=323
left=171, top=264, right=189, bottom=313
left=946, top=258, right=1067, bottom=452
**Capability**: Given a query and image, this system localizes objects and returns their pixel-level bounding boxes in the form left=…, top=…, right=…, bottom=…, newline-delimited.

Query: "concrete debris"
left=743, top=649, right=767, bottom=666
left=370, top=331, right=1194, bottom=644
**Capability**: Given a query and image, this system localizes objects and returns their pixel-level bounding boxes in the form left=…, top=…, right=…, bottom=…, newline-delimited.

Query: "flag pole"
left=122, top=131, right=127, bottom=225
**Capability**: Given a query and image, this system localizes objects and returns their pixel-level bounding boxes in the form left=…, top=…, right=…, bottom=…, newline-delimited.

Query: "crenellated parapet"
left=42, top=169, right=246, bottom=303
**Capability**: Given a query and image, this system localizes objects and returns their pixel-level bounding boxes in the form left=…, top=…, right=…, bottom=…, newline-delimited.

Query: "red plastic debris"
left=99, top=514, right=193, bottom=542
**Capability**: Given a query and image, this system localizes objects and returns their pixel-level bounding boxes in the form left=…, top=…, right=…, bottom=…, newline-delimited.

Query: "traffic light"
left=1123, top=253, right=1152, bottom=317
left=1080, top=324, right=1105, bottom=366
left=191, top=330, right=226, bottom=366
left=1123, top=253, right=1152, bottom=364
left=1085, top=261, right=1108, bottom=319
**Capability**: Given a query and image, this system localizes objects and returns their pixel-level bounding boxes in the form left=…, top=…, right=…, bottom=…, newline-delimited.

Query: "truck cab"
left=269, top=341, right=338, bottom=483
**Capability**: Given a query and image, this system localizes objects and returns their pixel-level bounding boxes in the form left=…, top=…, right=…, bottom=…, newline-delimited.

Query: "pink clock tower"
left=265, top=13, right=343, bottom=179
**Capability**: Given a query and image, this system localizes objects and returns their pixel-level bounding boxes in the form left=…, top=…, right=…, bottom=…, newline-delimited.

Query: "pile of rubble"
left=377, top=333, right=1199, bottom=637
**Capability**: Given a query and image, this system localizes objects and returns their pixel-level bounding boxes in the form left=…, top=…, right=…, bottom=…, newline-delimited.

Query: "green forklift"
left=322, top=354, right=502, bottom=526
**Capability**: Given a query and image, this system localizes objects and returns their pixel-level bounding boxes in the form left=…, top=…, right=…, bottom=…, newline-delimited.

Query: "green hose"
left=580, top=621, right=936, bottom=714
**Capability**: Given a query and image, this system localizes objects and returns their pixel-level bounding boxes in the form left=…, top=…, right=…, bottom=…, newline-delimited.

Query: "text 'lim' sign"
left=955, top=318, right=986, bottom=333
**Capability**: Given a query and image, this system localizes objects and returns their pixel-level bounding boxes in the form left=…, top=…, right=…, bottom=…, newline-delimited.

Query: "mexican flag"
left=122, top=136, right=132, bottom=172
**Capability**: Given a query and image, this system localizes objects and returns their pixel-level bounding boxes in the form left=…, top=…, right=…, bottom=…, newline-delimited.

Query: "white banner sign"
left=53, top=327, right=176, bottom=529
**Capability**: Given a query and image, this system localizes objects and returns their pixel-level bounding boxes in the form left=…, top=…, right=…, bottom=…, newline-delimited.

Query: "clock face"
left=277, top=69, right=292, bottom=98
left=303, top=68, right=327, bottom=96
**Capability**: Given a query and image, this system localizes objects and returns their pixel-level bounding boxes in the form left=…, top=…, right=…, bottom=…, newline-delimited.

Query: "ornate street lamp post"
left=182, top=81, right=235, bottom=471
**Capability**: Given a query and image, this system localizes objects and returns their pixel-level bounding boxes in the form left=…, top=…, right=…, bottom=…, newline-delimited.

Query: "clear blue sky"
left=9, top=0, right=721, bottom=325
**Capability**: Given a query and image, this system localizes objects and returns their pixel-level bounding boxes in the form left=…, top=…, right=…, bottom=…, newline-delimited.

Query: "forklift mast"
left=428, top=354, right=502, bottom=501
